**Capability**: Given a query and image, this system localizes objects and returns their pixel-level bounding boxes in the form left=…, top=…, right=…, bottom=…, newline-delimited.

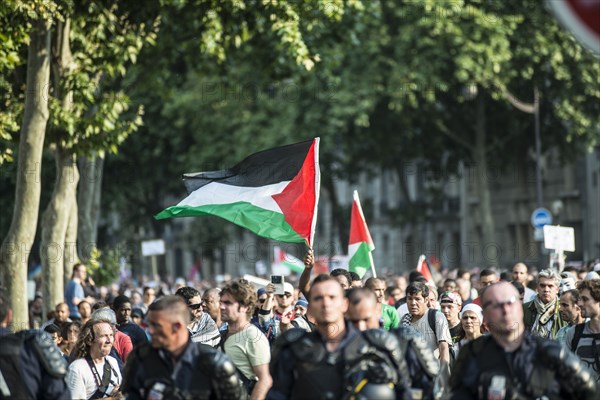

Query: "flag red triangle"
left=272, top=139, right=320, bottom=246
left=417, top=256, right=433, bottom=283
left=349, top=191, right=374, bottom=246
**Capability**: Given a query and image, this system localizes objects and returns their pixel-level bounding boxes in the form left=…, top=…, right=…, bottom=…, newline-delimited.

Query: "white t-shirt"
left=67, top=356, right=122, bottom=400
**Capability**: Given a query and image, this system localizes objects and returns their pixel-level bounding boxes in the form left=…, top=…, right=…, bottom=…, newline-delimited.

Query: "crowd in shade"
left=2, top=256, right=600, bottom=399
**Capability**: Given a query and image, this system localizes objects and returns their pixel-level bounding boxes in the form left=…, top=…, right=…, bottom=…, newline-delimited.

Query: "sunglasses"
left=277, top=293, right=292, bottom=298
left=188, top=303, right=202, bottom=310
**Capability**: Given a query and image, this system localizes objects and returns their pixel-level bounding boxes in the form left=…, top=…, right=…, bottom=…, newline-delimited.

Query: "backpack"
left=426, top=309, right=456, bottom=364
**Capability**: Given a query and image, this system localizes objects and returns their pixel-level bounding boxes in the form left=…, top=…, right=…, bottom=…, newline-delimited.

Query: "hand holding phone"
left=270, top=275, right=285, bottom=295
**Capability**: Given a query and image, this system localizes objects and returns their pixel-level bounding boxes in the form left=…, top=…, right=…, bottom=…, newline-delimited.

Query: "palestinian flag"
left=348, top=190, right=375, bottom=278
left=416, top=255, right=433, bottom=283
left=155, top=139, right=320, bottom=245
left=273, top=246, right=305, bottom=274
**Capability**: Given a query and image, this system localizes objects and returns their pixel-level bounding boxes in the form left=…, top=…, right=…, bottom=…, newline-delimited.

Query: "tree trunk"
left=64, top=196, right=78, bottom=285
left=474, top=94, right=496, bottom=258
left=41, top=149, right=79, bottom=314
left=0, top=20, right=51, bottom=331
left=77, top=154, right=104, bottom=262
left=40, top=18, right=79, bottom=314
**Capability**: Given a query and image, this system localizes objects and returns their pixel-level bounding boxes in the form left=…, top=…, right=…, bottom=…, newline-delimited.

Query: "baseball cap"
left=439, top=291, right=462, bottom=306
left=131, top=308, right=144, bottom=319
left=283, top=282, right=294, bottom=295
left=257, top=287, right=267, bottom=297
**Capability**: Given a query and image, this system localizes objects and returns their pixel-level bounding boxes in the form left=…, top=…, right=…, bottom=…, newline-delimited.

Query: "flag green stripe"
left=155, top=201, right=305, bottom=243
left=282, top=261, right=304, bottom=273
left=348, top=242, right=373, bottom=278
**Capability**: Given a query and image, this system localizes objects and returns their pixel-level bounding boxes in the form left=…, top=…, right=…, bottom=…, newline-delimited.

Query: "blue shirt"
left=64, top=280, right=84, bottom=318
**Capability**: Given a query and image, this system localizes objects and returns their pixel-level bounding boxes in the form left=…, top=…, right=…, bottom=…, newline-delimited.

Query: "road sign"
left=531, top=208, right=553, bottom=229
left=547, top=0, right=600, bottom=55
left=543, top=225, right=575, bottom=252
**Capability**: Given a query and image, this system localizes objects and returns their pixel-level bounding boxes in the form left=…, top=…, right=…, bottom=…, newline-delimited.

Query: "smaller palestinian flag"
left=155, top=139, right=320, bottom=245
left=348, top=190, right=375, bottom=278
left=416, top=255, right=433, bottom=283
left=273, top=246, right=305, bottom=274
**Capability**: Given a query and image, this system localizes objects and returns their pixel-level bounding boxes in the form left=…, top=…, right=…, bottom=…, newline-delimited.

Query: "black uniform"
left=449, top=332, right=597, bottom=399
left=392, top=325, right=443, bottom=400
left=0, top=328, right=70, bottom=400
left=267, top=323, right=412, bottom=400
left=121, top=339, right=242, bottom=400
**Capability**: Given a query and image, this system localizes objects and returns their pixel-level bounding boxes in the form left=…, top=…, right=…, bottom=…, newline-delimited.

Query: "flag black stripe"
left=183, top=139, right=313, bottom=193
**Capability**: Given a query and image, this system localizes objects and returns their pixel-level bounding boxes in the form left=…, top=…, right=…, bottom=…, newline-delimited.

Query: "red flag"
left=416, top=255, right=433, bottom=283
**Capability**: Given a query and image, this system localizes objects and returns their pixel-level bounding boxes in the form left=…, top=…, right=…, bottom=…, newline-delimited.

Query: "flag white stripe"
left=177, top=181, right=289, bottom=213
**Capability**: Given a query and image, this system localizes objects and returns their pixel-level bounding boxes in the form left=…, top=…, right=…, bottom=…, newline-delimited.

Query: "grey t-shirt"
left=403, top=310, right=453, bottom=358
left=565, top=323, right=600, bottom=381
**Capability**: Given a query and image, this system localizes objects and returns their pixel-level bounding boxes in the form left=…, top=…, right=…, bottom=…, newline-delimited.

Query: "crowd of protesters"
left=1, top=256, right=600, bottom=399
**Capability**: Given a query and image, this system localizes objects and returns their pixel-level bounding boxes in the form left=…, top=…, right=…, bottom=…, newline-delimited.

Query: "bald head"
left=481, top=282, right=523, bottom=340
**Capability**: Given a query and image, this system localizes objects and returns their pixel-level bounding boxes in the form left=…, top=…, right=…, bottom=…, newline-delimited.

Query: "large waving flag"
left=348, top=190, right=375, bottom=278
left=272, top=246, right=305, bottom=275
left=155, top=139, right=321, bottom=245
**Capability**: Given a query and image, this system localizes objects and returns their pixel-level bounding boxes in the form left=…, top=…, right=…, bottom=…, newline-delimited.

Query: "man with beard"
left=450, top=282, right=596, bottom=399
left=174, top=287, right=220, bottom=347
left=66, top=320, right=122, bottom=399
left=121, top=295, right=241, bottom=399
left=556, top=288, right=584, bottom=345
left=220, top=279, right=272, bottom=399
left=566, top=279, right=600, bottom=382
left=523, top=268, right=567, bottom=339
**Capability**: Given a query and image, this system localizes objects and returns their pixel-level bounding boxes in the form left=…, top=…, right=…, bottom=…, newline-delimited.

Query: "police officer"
left=121, top=295, right=242, bottom=399
left=450, top=281, right=596, bottom=399
left=0, top=289, right=70, bottom=399
left=346, top=287, right=441, bottom=400
left=268, top=275, right=407, bottom=400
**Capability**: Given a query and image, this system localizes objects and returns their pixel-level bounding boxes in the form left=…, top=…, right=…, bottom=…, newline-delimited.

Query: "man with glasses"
left=175, top=286, right=220, bottom=347
left=470, top=268, right=499, bottom=307
left=449, top=282, right=596, bottom=399
left=258, top=281, right=295, bottom=342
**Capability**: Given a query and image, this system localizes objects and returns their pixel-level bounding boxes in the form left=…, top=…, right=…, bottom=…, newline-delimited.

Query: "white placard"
left=141, top=239, right=166, bottom=256
left=543, top=225, right=575, bottom=252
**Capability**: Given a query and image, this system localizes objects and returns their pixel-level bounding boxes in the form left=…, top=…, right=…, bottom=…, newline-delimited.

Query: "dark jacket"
left=449, top=332, right=596, bottom=399
left=121, top=339, right=241, bottom=400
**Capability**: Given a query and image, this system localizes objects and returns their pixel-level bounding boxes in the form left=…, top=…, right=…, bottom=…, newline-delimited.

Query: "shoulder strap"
left=571, top=323, right=586, bottom=351
left=427, top=309, right=437, bottom=340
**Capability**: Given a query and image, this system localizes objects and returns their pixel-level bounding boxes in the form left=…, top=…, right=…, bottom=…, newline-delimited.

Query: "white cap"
left=283, top=282, right=294, bottom=294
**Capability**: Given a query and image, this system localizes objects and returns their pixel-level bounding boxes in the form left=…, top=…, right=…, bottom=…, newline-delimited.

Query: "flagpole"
left=416, top=254, right=425, bottom=272
left=309, top=137, right=321, bottom=247
left=369, top=252, right=377, bottom=278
